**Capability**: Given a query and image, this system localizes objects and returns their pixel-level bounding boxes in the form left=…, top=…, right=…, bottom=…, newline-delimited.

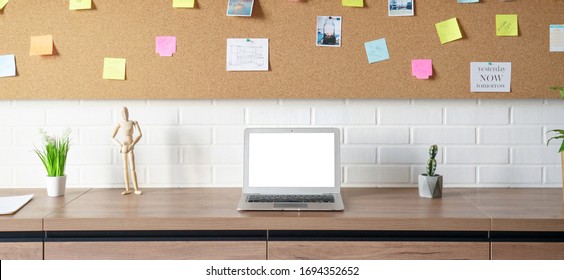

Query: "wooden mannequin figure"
left=111, top=107, right=143, bottom=195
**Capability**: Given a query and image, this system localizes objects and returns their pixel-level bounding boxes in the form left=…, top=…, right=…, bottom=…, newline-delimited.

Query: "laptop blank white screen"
left=248, top=132, right=335, bottom=188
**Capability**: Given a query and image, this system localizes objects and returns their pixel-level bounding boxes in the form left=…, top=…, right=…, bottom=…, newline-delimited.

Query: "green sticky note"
left=496, top=14, right=518, bottom=36
left=0, top=0, right=9, bottom=10
left=342, top=0, right=363, bottom=7
left=69, top=0, right=92, bottom=10
left=173, top=0, right=195, bottom=8
left=435, top=18, right=463, bottom=44
left=103, top=58, right=126, bottom=80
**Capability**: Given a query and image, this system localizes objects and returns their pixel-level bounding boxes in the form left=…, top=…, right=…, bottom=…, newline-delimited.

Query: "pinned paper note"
left=435, top=18, right=463, bottom=44
left=0, top=0, right=9, bottom=10
left=342, top=0, right=363, bottom=7
left=227, top=38, right=269, bottom=71
left=103, top=58, right=126, bottom=80
left=173, top=0, right=195, bottom=8
left=364, top=38, right=389, bottom=64
left=457, top=0, right=479, bottom=3
left=30, top=35, right=54, bottom=56
left=496, top=14, right=518, bottom=36
left=470, top=62, right=512, bottom=92
left=69, top=0, right=92, bottom=10
left=550, top=24, right=564, bottom=52
left=0, top=54, right=16, bottom=78
left=156, top=36, right=177, bottom=57
left=412, top=59, right=432, bottom=79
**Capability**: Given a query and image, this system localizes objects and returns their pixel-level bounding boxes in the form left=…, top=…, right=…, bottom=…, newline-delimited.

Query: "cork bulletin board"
left=0, top=0, right=563, bottom=99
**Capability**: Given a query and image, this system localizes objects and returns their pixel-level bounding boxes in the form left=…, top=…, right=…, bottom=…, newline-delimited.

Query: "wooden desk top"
left=457, top=188, right=564, bottom=232
left=44, top=188, right=491, bottom=231
left=0, top=187, right=557, bottom=233
left=0, top=188, right=88, bottom=232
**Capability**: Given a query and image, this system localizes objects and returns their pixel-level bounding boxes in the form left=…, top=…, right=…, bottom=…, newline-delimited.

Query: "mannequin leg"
left=122, top=153, right=132, bottom=195
left=128, top=152, right=142, bottom=195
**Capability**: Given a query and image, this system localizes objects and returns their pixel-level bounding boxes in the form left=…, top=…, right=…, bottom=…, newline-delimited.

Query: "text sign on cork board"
left=0, top=0, right=563, bottom=99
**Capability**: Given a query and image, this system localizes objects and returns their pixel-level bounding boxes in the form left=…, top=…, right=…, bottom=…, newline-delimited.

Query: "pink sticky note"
left=156, top=36, right=176, bottom=57
left=412, top=59, right=433, bottom=79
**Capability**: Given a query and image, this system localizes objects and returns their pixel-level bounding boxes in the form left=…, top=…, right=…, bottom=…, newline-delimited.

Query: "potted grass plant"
left=33, top=128, right=71, bottom=197
left=546, top=86, right=564, bottom=202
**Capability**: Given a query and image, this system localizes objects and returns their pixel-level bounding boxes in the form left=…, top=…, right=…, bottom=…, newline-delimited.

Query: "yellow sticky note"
left=30, top=35, right=54, bottom=56
left=103, top=58, right=126, bottom=80
left=496, top=14, right=518, bottom=36
left=0, top=0, right=9, bottom=10
left=173, top=0, right=195, bottom=8
left=69, top=0, right=92, bottom=10
left=342, top=0, right=363, bottom=7
left=435, top=18, right=463, bottom=44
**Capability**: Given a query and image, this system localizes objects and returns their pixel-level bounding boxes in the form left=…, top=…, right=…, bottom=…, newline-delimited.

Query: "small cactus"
left=426, top=144, right=438, bottom=176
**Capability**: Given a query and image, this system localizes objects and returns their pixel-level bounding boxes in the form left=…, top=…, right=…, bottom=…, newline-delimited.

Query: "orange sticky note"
left=30, top=35, right=54, bottom=56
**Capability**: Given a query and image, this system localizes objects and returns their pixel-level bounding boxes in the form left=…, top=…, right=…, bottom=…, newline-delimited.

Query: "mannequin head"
left=121, top=107, right=129, bottom=121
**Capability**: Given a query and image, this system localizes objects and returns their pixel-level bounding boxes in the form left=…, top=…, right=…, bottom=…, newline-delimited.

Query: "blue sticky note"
left=0, top=54, right=16, bottom=78
left=364, top=38, right=389, bottom=64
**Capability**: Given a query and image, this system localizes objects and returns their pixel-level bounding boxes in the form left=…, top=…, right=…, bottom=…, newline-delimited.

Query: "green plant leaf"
left=547, top=129, right=564, bottom=134
left=33, top=129, right=71, bottom=177
left=549, top=86, right=564, bottom=100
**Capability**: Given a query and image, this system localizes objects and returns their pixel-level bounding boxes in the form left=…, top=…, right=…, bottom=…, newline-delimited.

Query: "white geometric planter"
left=418, top=174, right=443, bottom=199
left=46, top=175, right=66, bottom=197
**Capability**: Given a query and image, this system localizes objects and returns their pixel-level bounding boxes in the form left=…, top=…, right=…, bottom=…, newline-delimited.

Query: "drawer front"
left=45, top=241, right=266, bottom=260
left=0, top=242, right=43, bottom=260
left=492, top=242, right=564, bottom=260
left=268, top=241, right=489, bottom=260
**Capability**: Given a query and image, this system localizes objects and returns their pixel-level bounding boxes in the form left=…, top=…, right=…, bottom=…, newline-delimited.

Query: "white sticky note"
left=0, top=54, right=16, bottom=78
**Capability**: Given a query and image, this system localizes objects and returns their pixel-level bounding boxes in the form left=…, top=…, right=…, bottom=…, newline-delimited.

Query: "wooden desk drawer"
left=45, top=241, right=266, bottom=260
left=492, top=242, right=564, bottom=260
left=0, top=242, right=43, bottom=260
left=268, top=241, right=489, bottom=260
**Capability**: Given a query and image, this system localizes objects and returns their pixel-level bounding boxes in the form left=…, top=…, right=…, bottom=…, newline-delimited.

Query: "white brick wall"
left=0, top=99, right=562, bottom=188
left=379, top=107, right=443, bottom=125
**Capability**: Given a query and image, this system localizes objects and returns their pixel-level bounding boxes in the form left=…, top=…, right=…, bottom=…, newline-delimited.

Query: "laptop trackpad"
left=274, top=203, right=308, bottom=209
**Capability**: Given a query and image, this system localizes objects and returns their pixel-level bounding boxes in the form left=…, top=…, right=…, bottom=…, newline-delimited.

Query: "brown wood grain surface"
left=491, top=242, right=564, bottom=260
left=268, top=241, right=489, bottom=260
left=0, top=188, right=89, bottom=231
left=44, top=241, right=266, bottom=260
left=458, top=188, right=564, bottom=231
left=0, top=242, right=43, bottom=260
left=43, top=188, right=490, bottom=231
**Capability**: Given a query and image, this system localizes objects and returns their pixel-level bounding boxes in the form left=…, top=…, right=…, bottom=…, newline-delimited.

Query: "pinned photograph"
left=316, top=16, right=342, bottom=47
left=226, top=0, right=254, bottom=17
left=388, top=0, right=414, bottom=17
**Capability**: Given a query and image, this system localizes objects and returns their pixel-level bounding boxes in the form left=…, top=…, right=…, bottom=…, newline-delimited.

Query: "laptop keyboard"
left=247, top=194, right=335, bottom=203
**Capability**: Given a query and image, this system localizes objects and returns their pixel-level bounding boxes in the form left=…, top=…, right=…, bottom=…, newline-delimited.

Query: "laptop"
left=237, top=127, right=345, bottom=211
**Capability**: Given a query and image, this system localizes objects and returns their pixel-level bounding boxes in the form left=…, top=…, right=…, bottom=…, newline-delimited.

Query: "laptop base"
left=237, top=193, right=344, bottom=211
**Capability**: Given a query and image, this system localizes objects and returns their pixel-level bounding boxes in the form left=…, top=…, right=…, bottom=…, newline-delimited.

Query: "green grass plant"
left=34, top=128, right=71, bottom=177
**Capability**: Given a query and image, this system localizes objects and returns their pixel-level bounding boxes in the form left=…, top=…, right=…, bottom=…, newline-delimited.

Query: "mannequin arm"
left=111, top=123, right=122, bottom=148
left=131, top=121, right=142, bottom=146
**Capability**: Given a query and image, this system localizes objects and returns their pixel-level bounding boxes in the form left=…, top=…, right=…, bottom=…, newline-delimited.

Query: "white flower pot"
left=46, top=175, right=66, bottom=197
left=418, top=174, right=443, bottom=198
